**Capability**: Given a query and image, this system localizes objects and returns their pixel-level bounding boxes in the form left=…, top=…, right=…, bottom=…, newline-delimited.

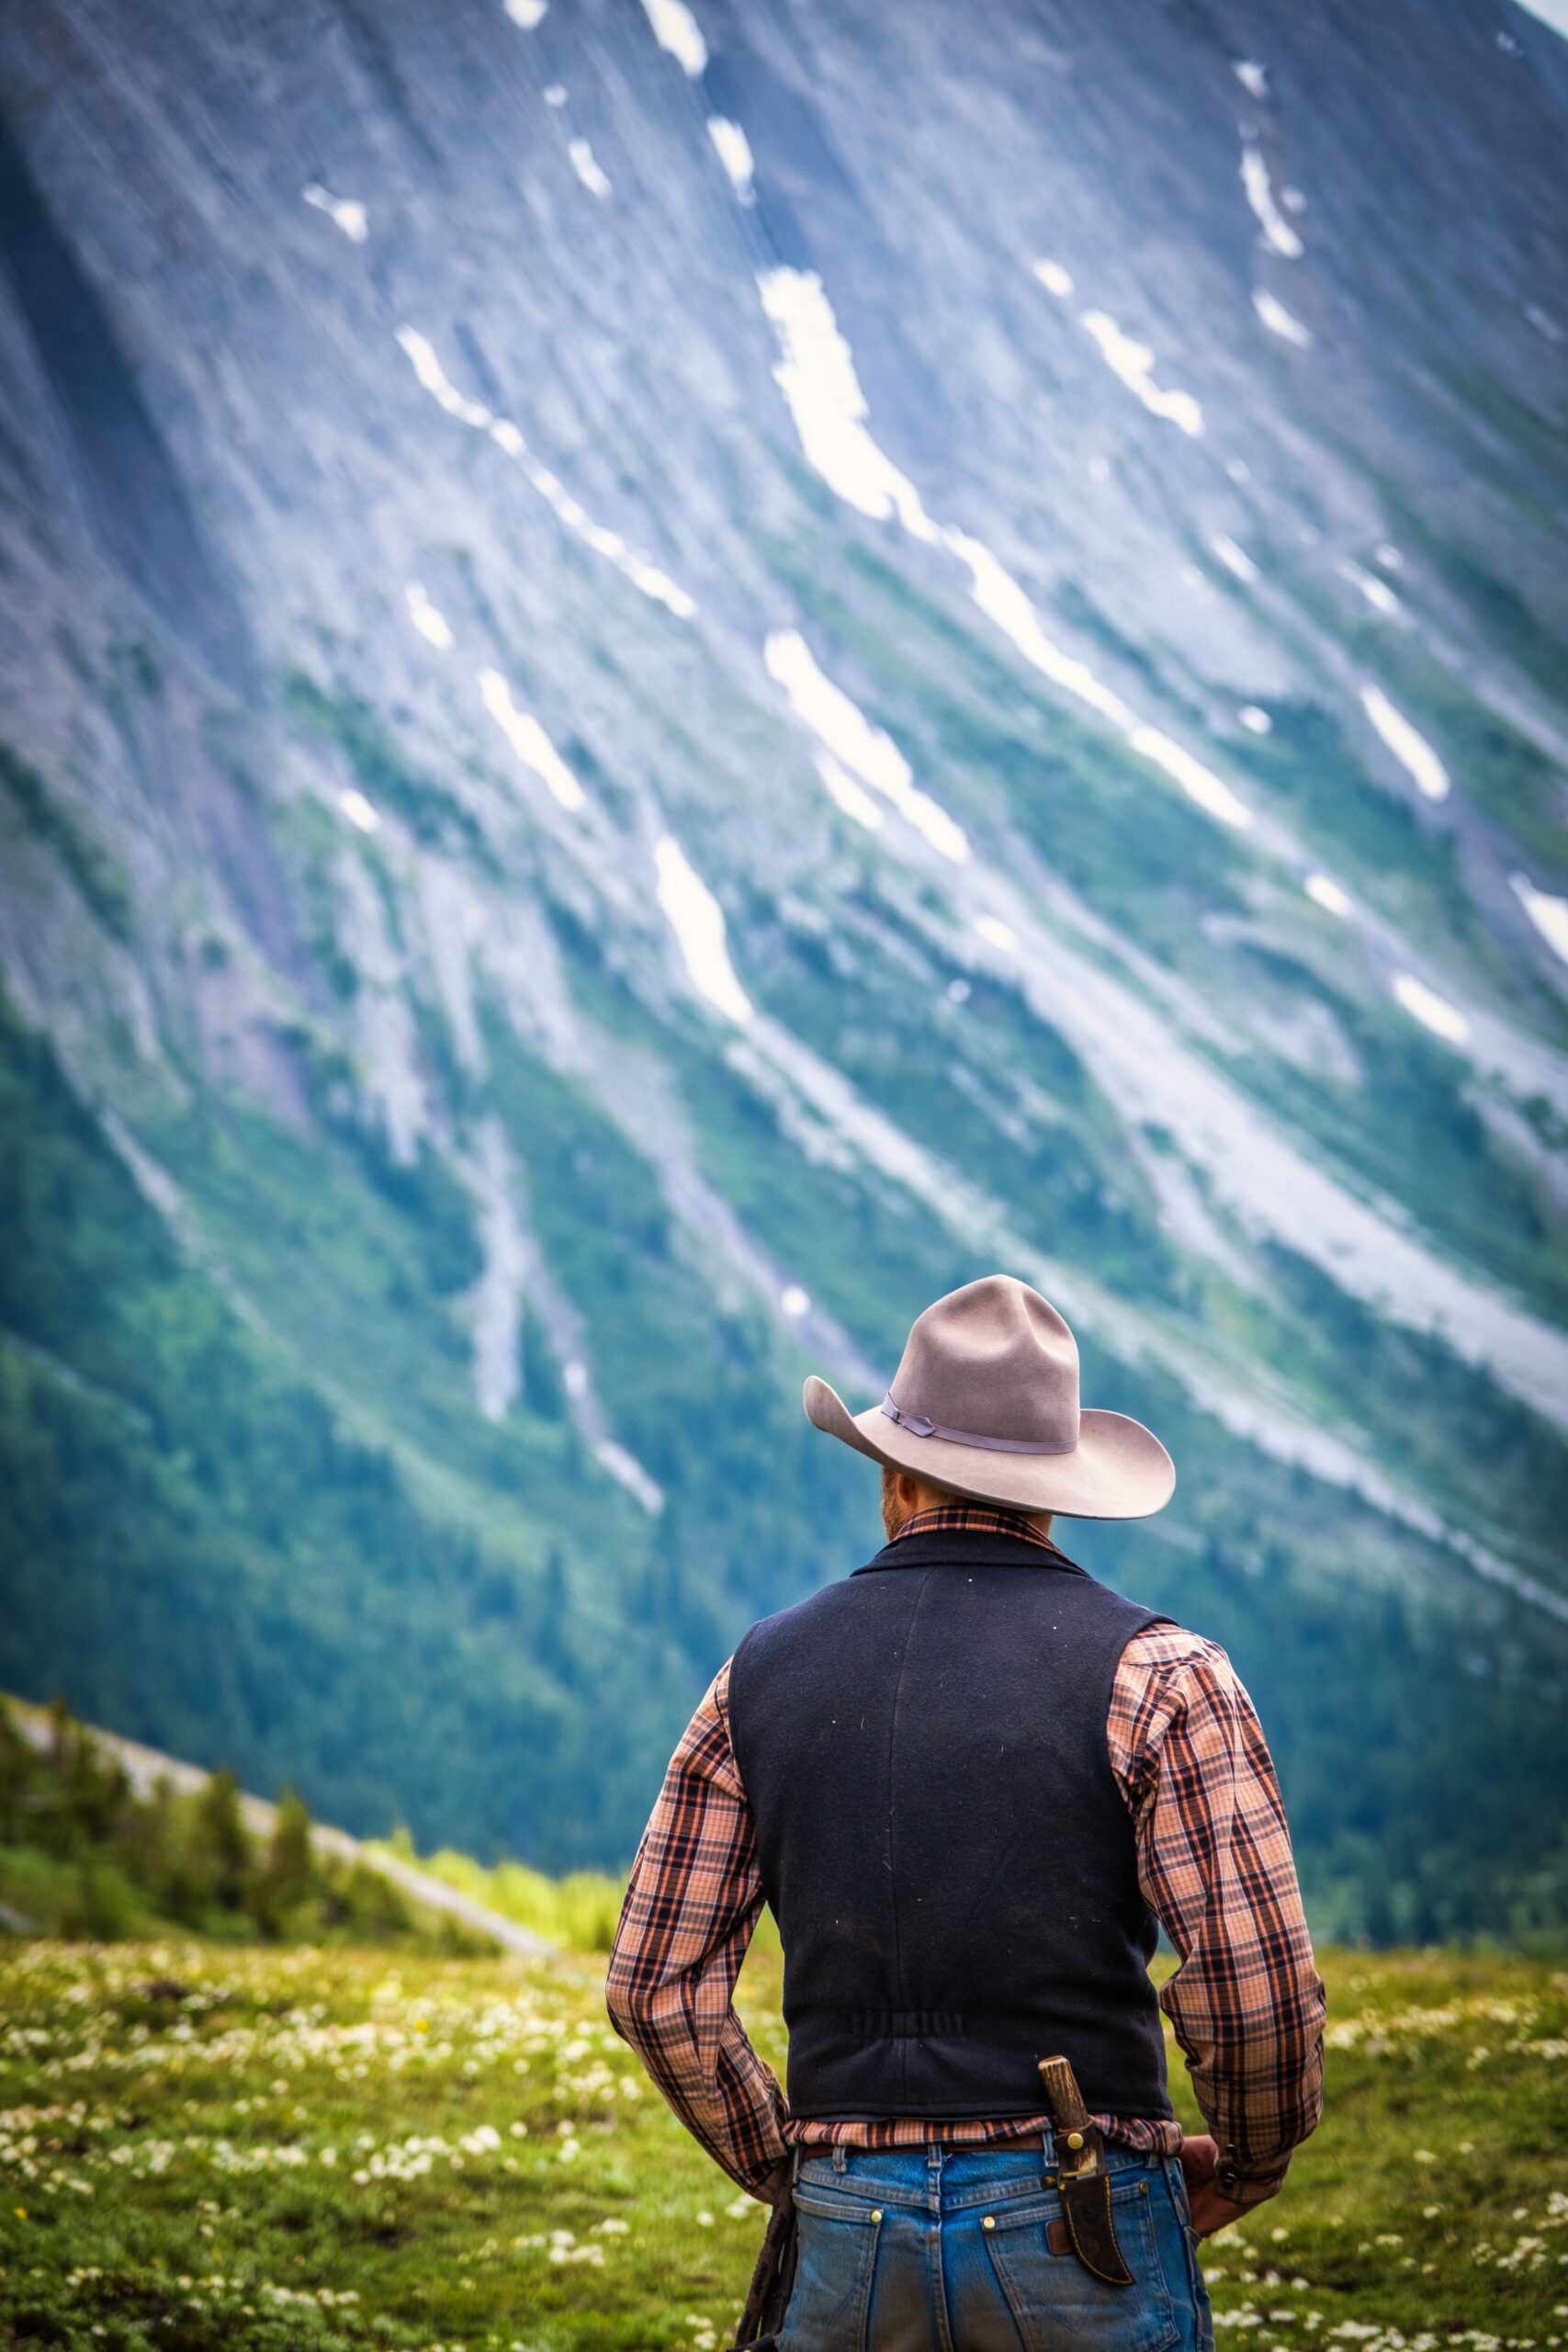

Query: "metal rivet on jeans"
left=983, top=2214, right=996, bottom=2231
left=870, top=2209, right=883, bottom=2223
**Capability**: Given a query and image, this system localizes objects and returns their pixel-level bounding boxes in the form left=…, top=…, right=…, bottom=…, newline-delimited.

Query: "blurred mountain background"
left=2, top=0, right=1566, bottom=1941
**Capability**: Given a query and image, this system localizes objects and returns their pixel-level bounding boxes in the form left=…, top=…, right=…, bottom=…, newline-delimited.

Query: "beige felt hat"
left=805, top=1274, right=1174, bottom=1520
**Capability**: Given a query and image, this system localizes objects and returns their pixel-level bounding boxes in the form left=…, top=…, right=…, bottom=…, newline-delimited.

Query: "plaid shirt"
left=607, top=1504, right=1324, bottom=2202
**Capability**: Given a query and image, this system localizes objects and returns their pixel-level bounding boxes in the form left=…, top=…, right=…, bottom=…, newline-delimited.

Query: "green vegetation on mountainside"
left=285, top=679, right=499, bottom=875
left=6, top=936, right=1568, bottom=1938
left=6, top=500, right=1568, bottom=1934
left=0, top=1702, right=476, bottom=1954
left=0, top=1938, right=1563, bottom=2351
left=774, top=523, right=1568, bottom=1346
left=0, top=986, right=674, bottom=1868
left=377, top=1836, right=626, bottom=1958
left=0, top=741, right=134, bottom=944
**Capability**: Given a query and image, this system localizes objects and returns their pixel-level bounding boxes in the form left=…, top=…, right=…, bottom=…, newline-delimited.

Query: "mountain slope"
left=0, top=0, right=1565, bottom=1924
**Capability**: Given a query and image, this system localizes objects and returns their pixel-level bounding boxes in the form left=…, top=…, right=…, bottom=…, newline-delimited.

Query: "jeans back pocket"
left=984, top=2174, right=1180, bottom=2352
left=780, top=2185, right=884, bottom=2352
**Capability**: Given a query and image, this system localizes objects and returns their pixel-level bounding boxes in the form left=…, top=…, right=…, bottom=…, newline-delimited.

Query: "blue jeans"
left=780, top=2138, right=1213, bottom=2352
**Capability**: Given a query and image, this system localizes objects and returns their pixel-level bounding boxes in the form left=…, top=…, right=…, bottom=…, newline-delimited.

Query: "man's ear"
left=879, top=1465, right=922, bottom=1538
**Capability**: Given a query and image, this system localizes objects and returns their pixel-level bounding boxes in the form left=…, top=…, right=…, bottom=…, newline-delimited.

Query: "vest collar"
left=853, top=1529, right=1089, bottom=1576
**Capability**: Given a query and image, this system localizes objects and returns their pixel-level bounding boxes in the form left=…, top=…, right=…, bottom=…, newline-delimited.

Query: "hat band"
left=881, top=1393, right=1078, bottom=1456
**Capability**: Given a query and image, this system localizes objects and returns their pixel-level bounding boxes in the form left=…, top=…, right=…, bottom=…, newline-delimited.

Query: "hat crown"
left=889, top=1275, right=1080, bottom=1450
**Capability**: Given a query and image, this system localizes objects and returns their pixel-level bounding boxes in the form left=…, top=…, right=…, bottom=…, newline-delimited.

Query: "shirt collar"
left=892, top=1501, right=1063, bottom=1553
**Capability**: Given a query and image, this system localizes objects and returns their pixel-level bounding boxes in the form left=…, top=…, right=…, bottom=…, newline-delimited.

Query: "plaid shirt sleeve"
left=604, top=1661, right=787, bottom=2194
left=1111, top=1625, right=1325, bottom=2200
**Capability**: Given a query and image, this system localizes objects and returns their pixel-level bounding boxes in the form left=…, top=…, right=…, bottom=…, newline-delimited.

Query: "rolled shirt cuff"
left=1216, top=2144, right=1291, bottom=2203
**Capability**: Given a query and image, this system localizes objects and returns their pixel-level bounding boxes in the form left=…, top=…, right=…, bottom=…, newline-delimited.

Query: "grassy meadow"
left=0, top=1936, right=1564, bottom=2352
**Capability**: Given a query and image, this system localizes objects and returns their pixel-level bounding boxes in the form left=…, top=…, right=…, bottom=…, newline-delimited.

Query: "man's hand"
left=1179, top=2133, right=1259, bottom=2237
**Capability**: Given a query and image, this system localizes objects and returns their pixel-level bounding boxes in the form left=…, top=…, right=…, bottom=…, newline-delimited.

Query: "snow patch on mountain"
left=1211, top=534, right=1260, bottom=583
left=1127, top=728, right=1253, bottom=829
left=764, top=630, right=969, bottom=862
left=339, top=788, right=380, bottom=834
left=814, top=751, right=885, bottom=831
left=479, top=673, right=587, bottom=811
left=1080, top=311, right=1205, bottom=436
left=302, top=185, right=368, bottom=242
left=1343, top=561, right=1402, bottom=616
left=1254, top=288, right=1314, bottom=346
left=1512, top=876, right=1568, bottom=970
left=1393, top=972, right=1470, bottom=1045
left=396, top=326, right=493, bottom=427
left=397, top=327, right=695, bottom=617
left=974, top=913, right=1018, bottom=953
left=753, top=265, right=1275, bottom=851
left=1305, top=873, right=1353, bottom=918
left=404, top=582, right=455, bottom=650
left=1361, top=685, right=1450, bottom=800
left=707, top=117, right=755, bottom=202
left=1242, top=143, right=1305, bottom=257
left=568, top=137, right=612, bottom=198
left=655, top=835, right=754, bottom=1024
left=638, top=0, right=707, bottom=74
left=757, top=267, right=940, bottom=537
left=925, top=882, right=1568, bottom=1426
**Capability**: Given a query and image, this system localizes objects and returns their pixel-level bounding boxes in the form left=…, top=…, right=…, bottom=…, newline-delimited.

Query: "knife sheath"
left=1037, top=2053, right=1135, bottom=2289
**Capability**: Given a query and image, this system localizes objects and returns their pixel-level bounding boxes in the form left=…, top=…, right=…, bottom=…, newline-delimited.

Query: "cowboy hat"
left=804, top=1274, right=1174, bottom=1520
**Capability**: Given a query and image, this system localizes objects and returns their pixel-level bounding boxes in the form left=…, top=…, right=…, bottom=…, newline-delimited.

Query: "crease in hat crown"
left=885, top=1276, right=1081, bottom=1453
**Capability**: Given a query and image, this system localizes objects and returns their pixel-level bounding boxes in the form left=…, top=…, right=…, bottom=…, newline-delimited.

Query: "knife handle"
left=1038, top=2054, right=1092, bottom=2135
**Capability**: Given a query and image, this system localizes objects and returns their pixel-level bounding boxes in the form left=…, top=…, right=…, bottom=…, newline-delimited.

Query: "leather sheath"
left=1037, top=2054, right=1135, bottom=2289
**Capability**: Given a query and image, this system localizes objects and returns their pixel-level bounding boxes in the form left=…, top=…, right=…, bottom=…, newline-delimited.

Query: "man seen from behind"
left=608, top=1274, right=1325, bottom=2349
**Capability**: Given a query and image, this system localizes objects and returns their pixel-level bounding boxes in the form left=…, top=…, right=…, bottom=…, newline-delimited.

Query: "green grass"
left=0, top=1939, right=1562, bottom=2350
left=371, top=1844, right=784, bottom=1968
left=375, top=1839, right=626, bottom=1958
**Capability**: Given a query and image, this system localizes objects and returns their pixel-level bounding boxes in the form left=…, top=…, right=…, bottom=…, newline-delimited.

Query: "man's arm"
left=1111, top=1626, right=1326, bottom=2221
left=605, top=1661, right=789, bottom=2195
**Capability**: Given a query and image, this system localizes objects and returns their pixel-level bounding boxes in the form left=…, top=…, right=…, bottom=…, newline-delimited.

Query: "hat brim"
left=804, top=1375, right=1175, bottom=1521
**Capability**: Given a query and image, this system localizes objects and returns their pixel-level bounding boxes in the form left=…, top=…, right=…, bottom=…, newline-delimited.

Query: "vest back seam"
left=884, top=1566, right=931, bottom=2107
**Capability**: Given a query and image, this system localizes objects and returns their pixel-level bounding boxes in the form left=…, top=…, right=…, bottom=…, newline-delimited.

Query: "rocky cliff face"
left=1, top=0, right=1565, bottom=1917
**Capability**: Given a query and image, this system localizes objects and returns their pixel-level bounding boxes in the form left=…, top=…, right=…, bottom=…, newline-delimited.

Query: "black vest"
left=728, top=1530, right=1172, bottom=2123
